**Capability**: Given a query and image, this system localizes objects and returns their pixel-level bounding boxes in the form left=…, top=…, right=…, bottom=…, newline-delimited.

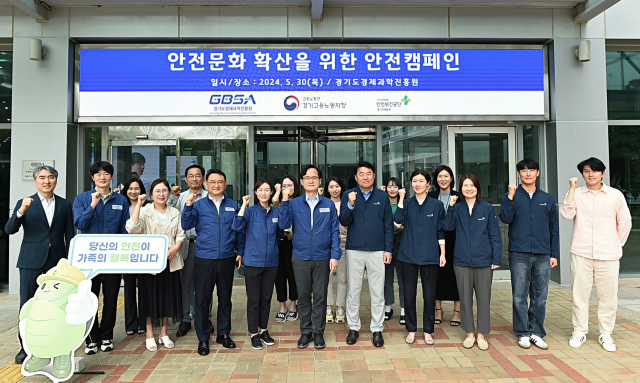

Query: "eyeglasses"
left=302, top=177, right=320, bottom=181
left=207, top=181, right=226, bottom=186
left=187, top=175, right=203, bottom=180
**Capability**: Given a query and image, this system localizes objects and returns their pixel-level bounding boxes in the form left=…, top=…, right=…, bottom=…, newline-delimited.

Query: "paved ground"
left=1, top=278, right=640, bottom=383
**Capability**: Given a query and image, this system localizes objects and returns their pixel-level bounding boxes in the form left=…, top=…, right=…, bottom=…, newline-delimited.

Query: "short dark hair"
left=254, top=179, right=274, bottom=205
left=324, top=177, right=345, bottom=199
left=185, top=164, right=205, bottom=178
left=459, top=174, right=482, bottom=202
left=122, top=177, right=147, bottom=206
left=356, top=161, right=375, bottom=174
left=517, top=159, right=539, bottom=172
left=433, top=165, right=455, bottom=191
left=90, top=161, right=114, bottom=177
left=132, top=152, right=146, bottom=165
left=386, top=177, right=402, bottom=189
left=206, top=168, right=226, bottom=181
left=281, top=175, right=300, bottom=199
left=150, top=179, right=171, bottom=197
left=577, top=157, right=606, bottom=173
left=299, top=164, right=323, bottom=180
left=410, top=169, right=431, bottom=184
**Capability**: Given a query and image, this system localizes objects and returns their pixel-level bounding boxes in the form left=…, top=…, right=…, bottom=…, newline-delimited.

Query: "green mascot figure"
left=19, top=259, right=99, bottom=382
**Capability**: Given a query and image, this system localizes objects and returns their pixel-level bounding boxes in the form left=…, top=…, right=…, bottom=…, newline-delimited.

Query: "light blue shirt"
left=346, top=186, right=373, bottom=210
left=305, top=193, right=320, bottom=229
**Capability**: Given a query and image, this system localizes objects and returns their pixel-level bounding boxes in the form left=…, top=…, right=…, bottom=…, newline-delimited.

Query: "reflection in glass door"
left=448, top=127, right=516, bottom=279
left=110, top=141, right=177, bottom=194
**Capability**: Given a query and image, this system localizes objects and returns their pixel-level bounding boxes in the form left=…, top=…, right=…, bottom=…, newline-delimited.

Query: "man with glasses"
left=169, top=164, right=212, bottom=337
left=6, top=165, right=75, bottom=364
left=340, top=161, right=393, bottom=347
left=182, top=169, right=245, bottom=355
left=279, top=165, right=341, bottom=349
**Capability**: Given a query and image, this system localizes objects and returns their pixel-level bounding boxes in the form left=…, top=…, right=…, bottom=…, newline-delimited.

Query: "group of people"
left=7, top=155, right=631, bottom=365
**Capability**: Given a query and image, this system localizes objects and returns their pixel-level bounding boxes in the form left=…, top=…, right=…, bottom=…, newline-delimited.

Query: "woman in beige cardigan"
left=127, top=179, right=185, bottom=352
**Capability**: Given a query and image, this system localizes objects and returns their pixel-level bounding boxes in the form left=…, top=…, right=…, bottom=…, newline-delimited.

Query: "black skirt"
left=138, top=266, right=183, bottom=327
left=435, top=230, right=460, bottom=301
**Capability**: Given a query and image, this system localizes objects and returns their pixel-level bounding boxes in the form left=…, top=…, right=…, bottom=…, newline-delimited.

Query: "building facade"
left=1, top=0, right=639, bottom=293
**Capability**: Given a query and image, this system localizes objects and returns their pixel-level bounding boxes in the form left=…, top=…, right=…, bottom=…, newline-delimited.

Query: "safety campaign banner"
left=78, top=48, right=545, bottom=118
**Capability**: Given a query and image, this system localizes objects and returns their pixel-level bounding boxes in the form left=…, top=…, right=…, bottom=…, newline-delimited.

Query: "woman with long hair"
left=383, top=177, right=406, bottom=324
left=443, top=174, right=502, bottom=351
left=233, top=179, right=281, bottom=349
left=428, top=165, right=462, bottom=327
left=271, top=175, right=300, bottom=322
left=127, top=179, right=185, bottom=352
left=323, top=177, right=348, bottom=324
left=121, top=177, right=147, bottom=336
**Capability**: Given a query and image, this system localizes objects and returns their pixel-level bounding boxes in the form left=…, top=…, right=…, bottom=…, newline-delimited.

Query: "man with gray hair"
left=5, top=165, right=75, bottom=364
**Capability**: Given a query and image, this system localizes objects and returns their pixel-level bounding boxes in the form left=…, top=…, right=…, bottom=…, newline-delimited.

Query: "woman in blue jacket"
left=443, top=174, right=502, bottom=351
left=233, top=179, right=281, bottom=350
left=394, top=169, right=446, bottom=345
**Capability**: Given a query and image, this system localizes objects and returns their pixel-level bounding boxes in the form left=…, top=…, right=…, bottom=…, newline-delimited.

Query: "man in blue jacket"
left=73, top=161, right=130, bottom=355
left=279, top=165, right=341, bottom=350
left=182, top=169, right=245, bottom=355
left=499, top=159, right=559, bottom=351
left=340, top=161, right=393, bottom=347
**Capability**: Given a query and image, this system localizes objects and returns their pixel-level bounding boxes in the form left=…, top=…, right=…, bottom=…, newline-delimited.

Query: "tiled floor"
left=1, top=279, right=640, bottom=382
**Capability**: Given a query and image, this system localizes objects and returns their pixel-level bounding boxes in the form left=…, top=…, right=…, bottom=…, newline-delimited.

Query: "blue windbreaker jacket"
left=393, top=196, right=446, bottom=265
left=232, top=204, right=283, bottom=268
left=73, top=189, right=130, bottom=234
left=339, top=187, right=394, bottom=253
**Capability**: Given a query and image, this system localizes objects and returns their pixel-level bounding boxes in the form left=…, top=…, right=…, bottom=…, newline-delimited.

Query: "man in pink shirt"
left=560, top=157, right=632, bottom=352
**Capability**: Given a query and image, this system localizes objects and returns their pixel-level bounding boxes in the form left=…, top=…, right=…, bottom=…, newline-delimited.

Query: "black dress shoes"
left=198, top=341, right=210, bottom=356
left=384, top=309, right=394, bottom=321
left=176, top=321, right=192, bottom=337
left=216, top=334, right=236, bottom=349
left=314, top=333, right=326, bottom=349
left=346, top=330, right=359, bottom=345
left=297, top=334, right=312, bottom=349
left=15, top=348, right=27, bottom=364
left=372, top=331, right=384, bottom=347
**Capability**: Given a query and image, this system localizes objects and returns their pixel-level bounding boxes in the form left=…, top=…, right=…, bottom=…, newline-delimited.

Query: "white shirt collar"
left=209, top=194, right=225, bottom=203
left=37, top=193, right=54, bottom=203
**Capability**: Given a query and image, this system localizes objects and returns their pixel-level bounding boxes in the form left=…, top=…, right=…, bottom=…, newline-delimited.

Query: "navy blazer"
left=5, top=194, right=75, bottom=270
left=393, top=196, right=445, bottom=265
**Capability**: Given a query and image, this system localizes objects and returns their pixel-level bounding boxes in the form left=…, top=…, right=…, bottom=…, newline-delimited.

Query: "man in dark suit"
left=5, top=165, right=75, bottom=364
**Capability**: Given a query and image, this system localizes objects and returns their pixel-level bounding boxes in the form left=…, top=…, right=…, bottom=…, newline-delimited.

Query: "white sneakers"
left=518, top=336, right=531, bottom=349
left=530, top=335, right=548, bottom=350
left=335, top=306, right=345, bottom=323
left=599, top=334, right=617, bottom=352
left=326, top=306, right=334, bottom=324
left=569, top=332, right=587, bottom=348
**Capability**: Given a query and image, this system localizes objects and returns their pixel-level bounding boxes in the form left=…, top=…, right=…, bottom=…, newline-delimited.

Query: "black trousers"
left=18, top=251, right=59, bottom=348
left=244, top=266, right=278, bottom=334
left=292, top=258, right=330, bottom=335
left=275, top=239, right=298, bottom=302
left=87, top=273, right=122, bottom=344
left=124, top=274, right=143, bottom=332
left=193, top=256, right=235, bottom=342
left=401, top=261, right=439, bottom=334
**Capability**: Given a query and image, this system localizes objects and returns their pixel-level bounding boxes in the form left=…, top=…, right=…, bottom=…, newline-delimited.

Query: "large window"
left=382, top=126, right=441, bottom=193
left=608, top=126, right=640, bottom=273
left=0, top=51, right=11, bottom=124
left=607, top=51, right=640, bottom=120
left=83, top=127, right=103, bottom=191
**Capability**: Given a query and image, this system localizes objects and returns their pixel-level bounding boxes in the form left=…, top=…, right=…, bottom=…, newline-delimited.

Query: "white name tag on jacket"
left=478, top=217, right=486, bottom=220
left=319, top=208, right=330, bottom=213
left=373, top=202, right=380, bottom=205
left=112, top=205, right=123, bottom=210
left=540, top=203, right=547, bottom=206
left=272, top=218, right=279, bottom=223
left=225, top=207, right=235, bottom=211
left=427, top=213, right=434, bottom=217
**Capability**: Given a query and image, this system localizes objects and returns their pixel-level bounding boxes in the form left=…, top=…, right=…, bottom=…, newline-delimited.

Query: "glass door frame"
left=108, top=139, right=180, bottom=190
left=447, top=126, right=517, bottom=280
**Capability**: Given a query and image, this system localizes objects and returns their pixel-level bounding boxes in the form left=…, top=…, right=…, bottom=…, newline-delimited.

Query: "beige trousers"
left=327, top=254, right=347, bottom=307
left=570, top=253, right=620, bottom=336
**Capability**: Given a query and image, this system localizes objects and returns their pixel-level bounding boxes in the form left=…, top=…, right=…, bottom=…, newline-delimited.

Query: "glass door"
left=447, top=126, right=516, bottom=280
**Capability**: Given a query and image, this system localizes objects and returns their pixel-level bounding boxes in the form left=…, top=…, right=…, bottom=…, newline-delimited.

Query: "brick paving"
left=1, top=279, right=640, bottom=382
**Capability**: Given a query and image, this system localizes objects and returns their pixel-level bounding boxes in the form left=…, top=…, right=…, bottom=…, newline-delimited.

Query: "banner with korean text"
left=78, top=48, right=546, bottom=118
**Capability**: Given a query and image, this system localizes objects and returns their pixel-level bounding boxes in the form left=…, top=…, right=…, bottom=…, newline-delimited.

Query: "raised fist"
left=275, top=183, right=281, bottom=192
left=450, top=195, right=458, bottom=206
left=569, top=177, right=579, bottom=190
left=378, top=186, right=386, bottom=191
left=282, top=186, right=292, bottom=201
left=19, top=198, right=34, bottom=215
left=318, top=188, right=324, bottom=196
left=242, top=195, right=251, bottom=206
left=508, top=184, right=517, bottom=199
left=171, top=185, right=182, bottom=196
left=113, top=187, right=121, bottom=194
left=90, top=191, right=102, bottom=208
left=138, top=194, right=147, bottom=205
left=186, top=193, right=197, bottom=206
left=348, top=191, right=357, bottom=206
left=398, top=188, right=406, bottom=199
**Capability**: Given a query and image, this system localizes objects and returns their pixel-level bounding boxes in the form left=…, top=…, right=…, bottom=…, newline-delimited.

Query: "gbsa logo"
left=209, top=94, right=256, bottom=105
left=283, top=96, right=299, bottom=111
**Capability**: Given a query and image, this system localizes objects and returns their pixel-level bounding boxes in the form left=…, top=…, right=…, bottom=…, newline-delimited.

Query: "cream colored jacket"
left=126, top=204, right=186, bottom=272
